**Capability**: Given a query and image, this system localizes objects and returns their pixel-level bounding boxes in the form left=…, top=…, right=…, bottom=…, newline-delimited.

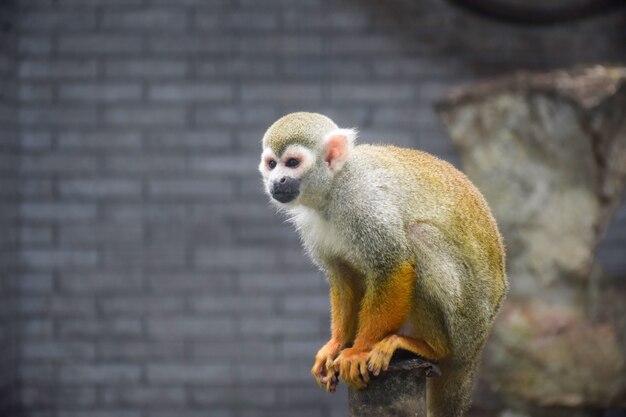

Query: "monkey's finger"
left=313, top=357, right=326, bottom=373
left=382, top=357, right=391, bottom=371
left=328, top=381, right=337, bottom=393
left=336, top=359, right=348, bottom=382
left=367, top=352, right=377, bottom=372
left=326, top=373, right=338, bottom=392
left=326, top=365, right=339, bottom=384
left=312, top=367, right=327, bottom=388
left=349, top=362, right=365, bottom=389
left=359, top=361, right=370, bottom=384
left=311, top=369, right=322, bottom=381
left=382, top=351, right=393, bottom=372
left=338, top=361, right=349, bottom=386
left=332, top=357, right=342, bottom=373
left=325, top=360, right=336, bottom=381
left=367, top=351, right=382, bottom=376
left=344, top=372, right=360, bottom=390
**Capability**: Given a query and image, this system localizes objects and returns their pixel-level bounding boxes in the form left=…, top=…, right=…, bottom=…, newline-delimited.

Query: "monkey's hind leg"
left=367, top=334, right=443, bottom=376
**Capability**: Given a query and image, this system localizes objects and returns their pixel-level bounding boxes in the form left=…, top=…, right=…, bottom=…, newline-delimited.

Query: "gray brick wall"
left=0, top=0, right=19, bottom=414
left=10, top=0, right=626, bottom=416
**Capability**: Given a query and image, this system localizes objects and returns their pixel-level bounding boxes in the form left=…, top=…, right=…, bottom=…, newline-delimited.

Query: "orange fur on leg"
left=328, top=277, right=359, bottom=344
left=354, top=263, right=416, bottom=350
left=334, top=263, right=416, bottom=388
left=311, top=273, right=360, bottom=391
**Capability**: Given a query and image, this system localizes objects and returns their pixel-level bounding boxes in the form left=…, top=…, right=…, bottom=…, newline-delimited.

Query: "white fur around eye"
left=264, top=145, right=315, bottom=183
left=281, top=145, right=315, bottom=174
left=259, top=148, right=278, bottom=177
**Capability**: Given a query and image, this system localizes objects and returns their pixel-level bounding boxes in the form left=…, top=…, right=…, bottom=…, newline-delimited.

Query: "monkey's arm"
left=333, top=262, right=426, bottom=389
left=311, top=269, right=360, bottom=391
left=328, top=276, right=360, bottom=346
left=354, top=263, right=416, bottom=351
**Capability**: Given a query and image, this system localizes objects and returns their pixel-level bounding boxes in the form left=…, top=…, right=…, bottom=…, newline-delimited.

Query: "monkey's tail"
left=426, top=359, right=477, bottom=417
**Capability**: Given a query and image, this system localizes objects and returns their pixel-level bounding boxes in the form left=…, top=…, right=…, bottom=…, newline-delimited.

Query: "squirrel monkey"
left=259, top=112, right=507, bottom=417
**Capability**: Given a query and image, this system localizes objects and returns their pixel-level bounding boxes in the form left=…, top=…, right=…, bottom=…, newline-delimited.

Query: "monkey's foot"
left=333, top=347, right=370, bottom=390
left=367, top=334, right=439, bottom=376
left=311, top=340, right=342, bottom=392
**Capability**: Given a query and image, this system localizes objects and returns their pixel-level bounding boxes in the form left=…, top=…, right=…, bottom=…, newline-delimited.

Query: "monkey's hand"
left=311, top=340, right=342, bottom=392
left=333, top=347, right=370, bottom=390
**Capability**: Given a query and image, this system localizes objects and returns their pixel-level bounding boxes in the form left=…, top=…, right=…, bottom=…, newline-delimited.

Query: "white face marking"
left=259, top=144, right=316, bottom=204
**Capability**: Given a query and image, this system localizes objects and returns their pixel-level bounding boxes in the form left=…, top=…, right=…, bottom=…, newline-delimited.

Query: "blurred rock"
left=437, top=65, right=626, bottom=413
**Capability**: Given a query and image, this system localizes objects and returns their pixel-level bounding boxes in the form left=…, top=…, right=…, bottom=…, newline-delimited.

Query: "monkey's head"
left=259, top=112, right=356, bottom=208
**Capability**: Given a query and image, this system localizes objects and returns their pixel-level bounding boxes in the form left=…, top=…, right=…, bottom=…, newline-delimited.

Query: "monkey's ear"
left=323, top=128, right=357, bottom=173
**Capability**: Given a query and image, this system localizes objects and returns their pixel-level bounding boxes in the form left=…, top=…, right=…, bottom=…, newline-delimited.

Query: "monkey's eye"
left=268, top=159, right=277, bottom=170
left=286, top=158, right=300, bottom=168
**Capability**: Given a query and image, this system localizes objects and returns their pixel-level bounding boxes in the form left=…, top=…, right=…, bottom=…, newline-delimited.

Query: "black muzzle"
left=270, top=176, right=301, bottom=203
